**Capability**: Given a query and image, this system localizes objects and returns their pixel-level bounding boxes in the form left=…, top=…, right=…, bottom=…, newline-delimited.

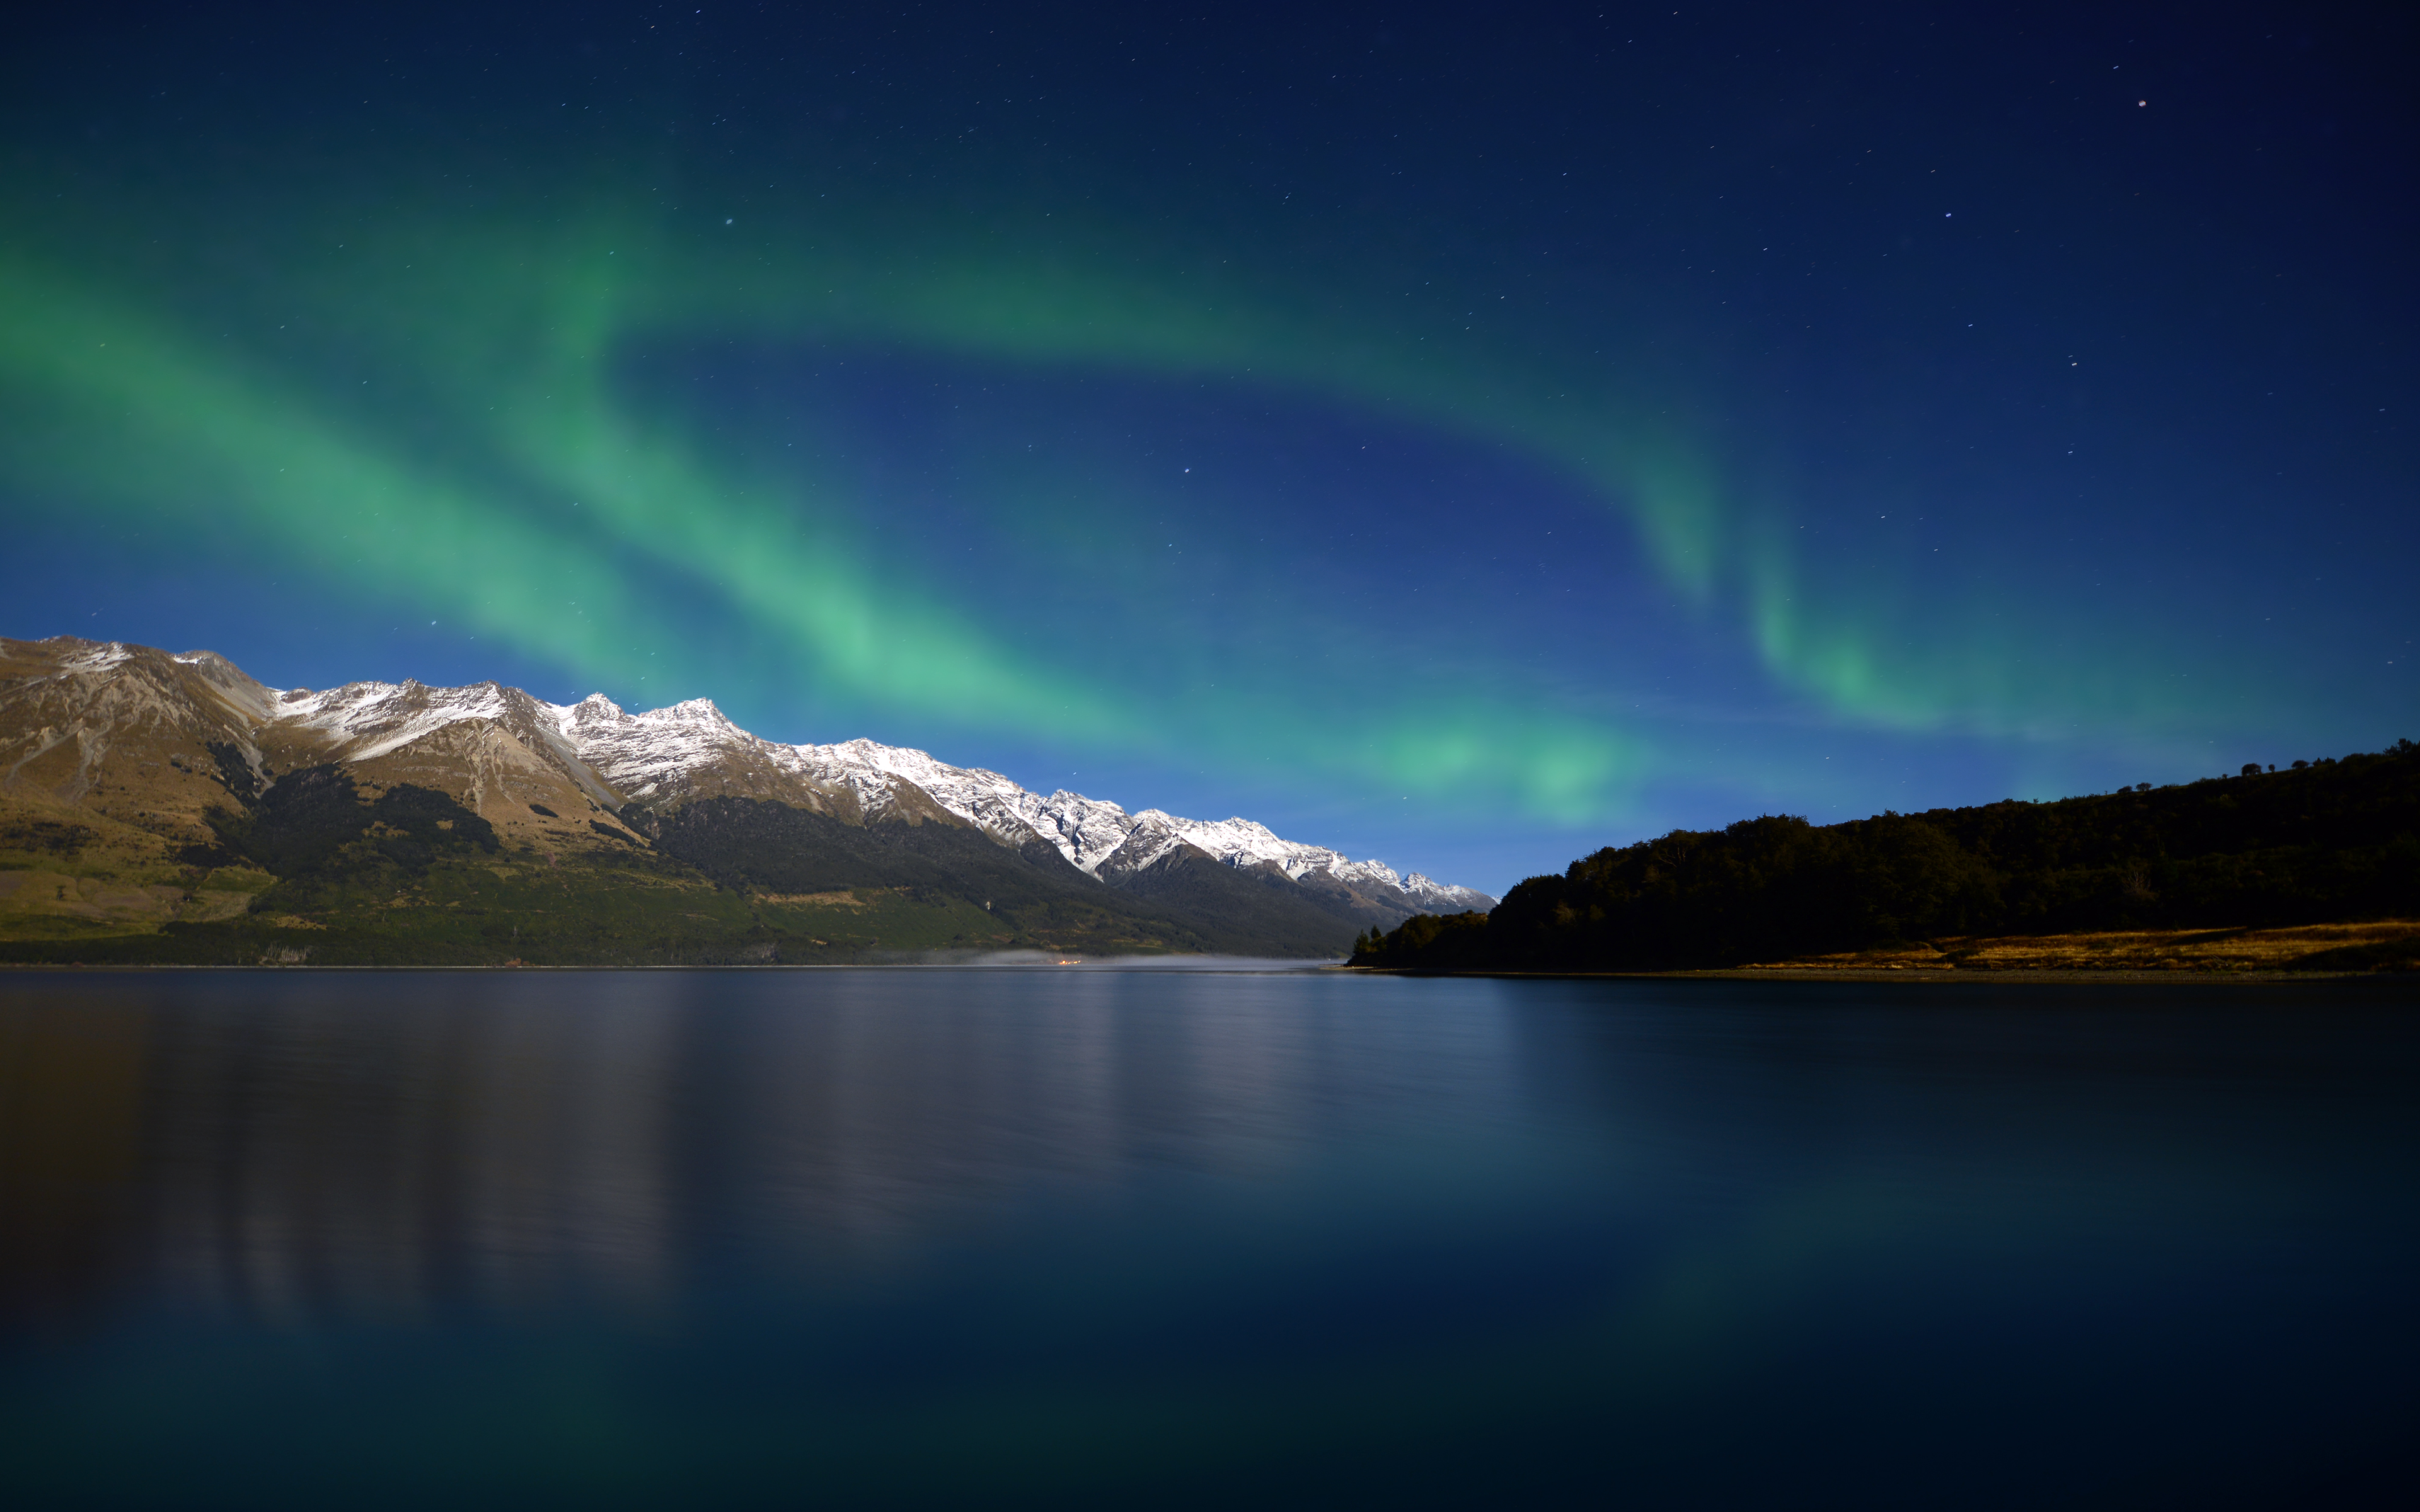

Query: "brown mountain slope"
left=1, top=636, right=1363, bottom=960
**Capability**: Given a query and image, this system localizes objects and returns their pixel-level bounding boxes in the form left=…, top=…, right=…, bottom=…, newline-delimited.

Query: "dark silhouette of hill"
left=1353, top=742, right=2420, bottom=972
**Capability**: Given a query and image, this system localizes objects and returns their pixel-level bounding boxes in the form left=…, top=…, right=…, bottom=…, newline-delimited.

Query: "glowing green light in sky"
left=0, top=169, right=2311, bottom=830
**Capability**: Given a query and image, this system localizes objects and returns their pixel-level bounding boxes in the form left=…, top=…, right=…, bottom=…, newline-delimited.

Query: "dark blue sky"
left=1, top=1, right=2411, bottom=891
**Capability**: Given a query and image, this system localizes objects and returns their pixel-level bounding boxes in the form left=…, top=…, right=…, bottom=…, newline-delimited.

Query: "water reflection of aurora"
left=6, top=971, right=2411, bottom=1508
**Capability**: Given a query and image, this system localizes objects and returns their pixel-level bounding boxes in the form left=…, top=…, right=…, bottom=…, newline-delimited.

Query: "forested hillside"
left=1353, top=742, right=2420, bottom=972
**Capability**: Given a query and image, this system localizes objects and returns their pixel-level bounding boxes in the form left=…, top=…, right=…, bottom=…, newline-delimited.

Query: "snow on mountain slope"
left=380, top=691, right=1499, bottom=910
left=2, top=637, right=1496, bottom=914
left=1019, top=790, right=1146, bottom=876
left=555, top=694, right=833, bottom=810
left=1400, top=873, right=1495, bottom=913
left=778, top=738, right=1049, bottom=842
left=280, top=679, right=529, bottom=763
left=763, top=740, right=1497, bottom=913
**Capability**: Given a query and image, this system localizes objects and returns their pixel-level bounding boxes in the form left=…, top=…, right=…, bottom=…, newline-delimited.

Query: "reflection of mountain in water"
left=138, top=985, right=681, bottom=1325
left=8, top=973, right=2416, bottom=1511
left=3, top=971, right=1496, bottom=1332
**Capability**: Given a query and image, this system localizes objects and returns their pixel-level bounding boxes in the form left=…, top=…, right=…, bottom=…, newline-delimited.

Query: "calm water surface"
left=2, top=967, right=2414, bottom=1508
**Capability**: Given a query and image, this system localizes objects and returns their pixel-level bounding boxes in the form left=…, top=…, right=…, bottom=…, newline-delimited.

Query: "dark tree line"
left=196, top=765, right=499, bottom=880
left=1354, top=741, right=2420, bottom=971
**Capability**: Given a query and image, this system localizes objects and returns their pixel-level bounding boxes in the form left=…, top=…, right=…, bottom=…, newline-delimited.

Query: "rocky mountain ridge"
left=1, top=636, right=1490, bottom=960
left=274, top=655, right=1488, bottom=915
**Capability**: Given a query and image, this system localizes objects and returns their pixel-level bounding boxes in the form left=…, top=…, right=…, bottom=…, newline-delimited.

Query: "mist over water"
left=3, top=970, right=2414, bottom=1508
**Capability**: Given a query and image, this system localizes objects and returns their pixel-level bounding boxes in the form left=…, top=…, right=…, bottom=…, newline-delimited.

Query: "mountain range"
left=0, top=636, right=1492, bottom=963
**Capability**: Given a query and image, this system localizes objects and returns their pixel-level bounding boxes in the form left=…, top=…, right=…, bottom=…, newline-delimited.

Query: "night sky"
left=2, top=3, right=2411, bottom=893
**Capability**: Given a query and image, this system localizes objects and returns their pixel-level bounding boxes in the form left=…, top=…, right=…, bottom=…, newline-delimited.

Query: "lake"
left=2, top=966, right=2414, bottom=1508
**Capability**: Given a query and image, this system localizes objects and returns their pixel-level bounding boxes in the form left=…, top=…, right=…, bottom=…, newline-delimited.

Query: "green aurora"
left=1, top=8, right=2408, bottom=887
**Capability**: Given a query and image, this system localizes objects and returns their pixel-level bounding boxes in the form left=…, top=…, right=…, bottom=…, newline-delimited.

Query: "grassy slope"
left=1750, top=920, right=2420, bottom=974
left=643, top=796, right=1354, bottom=957
left=1109, top=850, right=1371, bottom=957
left=0, top=771, right=1350, bottom=965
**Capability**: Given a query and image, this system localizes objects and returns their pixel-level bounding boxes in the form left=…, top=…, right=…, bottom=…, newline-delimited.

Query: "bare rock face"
left=0, top=635, right=1496, bottom=930
left=776, top=744, right=1497, bottom=920
left=1, top=638, right=279, bottom=842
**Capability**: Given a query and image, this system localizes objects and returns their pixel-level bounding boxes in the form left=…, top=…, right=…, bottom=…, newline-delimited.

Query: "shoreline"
left=1341, top=965, right=2414, bottom=985
left=1, top=960, right=2409, bottom=984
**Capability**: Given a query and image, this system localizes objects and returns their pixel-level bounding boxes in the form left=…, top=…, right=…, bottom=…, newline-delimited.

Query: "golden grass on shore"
left=1751, top=920, right=2420, bottom=974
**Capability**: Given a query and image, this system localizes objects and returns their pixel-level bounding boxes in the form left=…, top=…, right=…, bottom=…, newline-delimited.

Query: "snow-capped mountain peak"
left=736, top=741, right=1492, bottom=913
left=0, top=634, right=1495, bottom=920
left=280, top=678, right=530, bottom=763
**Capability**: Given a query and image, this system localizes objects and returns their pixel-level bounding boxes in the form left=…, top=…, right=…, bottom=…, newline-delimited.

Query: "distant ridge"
left=1352, top=742, right=2420, bottom=975
left=0, top=636, right=1490, bottom=964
